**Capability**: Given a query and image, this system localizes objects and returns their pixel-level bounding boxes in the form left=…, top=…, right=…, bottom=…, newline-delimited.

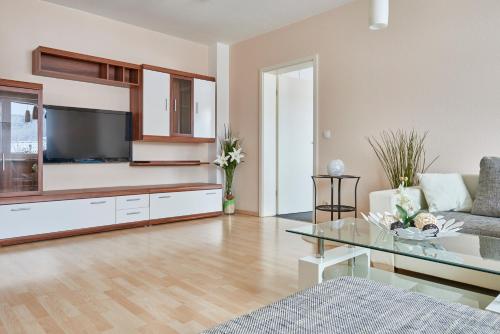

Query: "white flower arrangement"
left=213, top=127, right=245, bottom=199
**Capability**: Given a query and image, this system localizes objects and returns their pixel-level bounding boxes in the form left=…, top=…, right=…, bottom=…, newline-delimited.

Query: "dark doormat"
left=277, top=211, right=313, bottom=223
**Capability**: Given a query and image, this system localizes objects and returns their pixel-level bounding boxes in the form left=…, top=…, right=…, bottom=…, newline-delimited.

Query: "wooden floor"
left=0, top=215, right=315, bottom=333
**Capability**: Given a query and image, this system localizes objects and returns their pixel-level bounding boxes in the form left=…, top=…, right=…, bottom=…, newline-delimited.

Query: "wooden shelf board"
left=0, top=183, right=222, bottom=205
left=34, top=69, right=137, bottom=88
left=130, top=161, right=210, bottom=167
left=140, top=135, right=216, bottom=143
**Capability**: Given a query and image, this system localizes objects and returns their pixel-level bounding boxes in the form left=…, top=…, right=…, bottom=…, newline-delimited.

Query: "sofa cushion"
left=472, top=157, right=500, bottom=217
left=418, top=173, right=472, bottom=212
left=436, top=211, right=500, bottom=238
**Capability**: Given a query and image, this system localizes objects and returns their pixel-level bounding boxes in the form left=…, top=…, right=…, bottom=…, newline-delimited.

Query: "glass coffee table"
left=286, top=218, right=500, bottom=313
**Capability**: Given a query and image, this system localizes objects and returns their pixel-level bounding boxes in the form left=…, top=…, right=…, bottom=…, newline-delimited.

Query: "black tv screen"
left=44, top=105, right=131, bottom=163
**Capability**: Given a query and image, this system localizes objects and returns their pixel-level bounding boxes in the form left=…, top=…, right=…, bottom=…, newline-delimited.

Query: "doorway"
left=259, top=58, right=317, bottom=220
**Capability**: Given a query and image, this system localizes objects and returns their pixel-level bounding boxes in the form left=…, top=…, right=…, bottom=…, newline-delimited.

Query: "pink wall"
left=230, top=0, right=500, bottom=214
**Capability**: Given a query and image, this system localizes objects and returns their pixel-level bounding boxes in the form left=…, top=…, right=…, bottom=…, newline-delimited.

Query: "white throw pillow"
left=418, top=173, right=473, bottom=213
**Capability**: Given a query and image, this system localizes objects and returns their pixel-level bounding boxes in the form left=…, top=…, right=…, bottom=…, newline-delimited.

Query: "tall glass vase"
left=223, top=168, right=235, bottom=214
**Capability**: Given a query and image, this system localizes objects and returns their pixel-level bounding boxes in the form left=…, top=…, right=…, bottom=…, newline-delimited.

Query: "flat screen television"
left=43, top=105, right=131, bottom=163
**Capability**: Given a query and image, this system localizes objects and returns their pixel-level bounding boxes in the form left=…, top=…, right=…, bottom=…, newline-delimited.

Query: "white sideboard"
left=0, top=184, right=222, bottom=246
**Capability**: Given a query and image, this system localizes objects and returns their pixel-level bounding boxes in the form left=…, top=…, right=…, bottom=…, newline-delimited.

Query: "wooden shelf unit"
left=32, top=46, right=140, bottom=88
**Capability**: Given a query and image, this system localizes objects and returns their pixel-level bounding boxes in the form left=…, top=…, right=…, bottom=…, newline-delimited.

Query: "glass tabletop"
left=286, top=218, right=500, bottom=276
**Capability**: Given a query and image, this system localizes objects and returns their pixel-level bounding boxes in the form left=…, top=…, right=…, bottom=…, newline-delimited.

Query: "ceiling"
left=43, top=0, right=352, bottom=45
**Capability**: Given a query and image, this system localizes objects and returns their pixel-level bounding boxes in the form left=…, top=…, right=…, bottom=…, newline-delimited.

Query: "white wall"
left=0, top=0, right=215, bottom=190
left=260, top=72, right=277, bottom=216
left=208, top=43, right=230, bottom=185
left=277, top=68, right=314, bottom=214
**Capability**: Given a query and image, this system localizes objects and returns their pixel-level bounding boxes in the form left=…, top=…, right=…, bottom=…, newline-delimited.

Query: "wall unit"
left=33, top=46, right=140, bottom=88
left=131, top=64, right=216, bottom=143
left=0, top=183, right=222, bottom=246
left=0, top=79, right=43, bottom=197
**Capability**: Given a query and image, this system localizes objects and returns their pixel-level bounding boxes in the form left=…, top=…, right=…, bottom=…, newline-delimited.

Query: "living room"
left=0, top=0, right=499, bottom=333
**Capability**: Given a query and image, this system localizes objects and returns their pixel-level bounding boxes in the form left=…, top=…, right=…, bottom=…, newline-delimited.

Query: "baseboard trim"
left=235, top=209, right=260, bottom=217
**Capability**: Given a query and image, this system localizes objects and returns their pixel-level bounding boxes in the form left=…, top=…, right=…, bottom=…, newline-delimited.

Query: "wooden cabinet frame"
left=131, top=64, right=216, bottom=143
left=0, top=79, right=43, bottom=198
left=170, top=75, right=194, bottom=137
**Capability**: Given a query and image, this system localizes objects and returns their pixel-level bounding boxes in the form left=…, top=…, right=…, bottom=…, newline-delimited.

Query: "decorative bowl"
left=361, top=212, right=464, bottom=241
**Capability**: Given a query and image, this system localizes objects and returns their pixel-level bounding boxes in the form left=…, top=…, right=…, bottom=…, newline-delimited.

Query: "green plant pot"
left=223, top=198, right=236, bottom=215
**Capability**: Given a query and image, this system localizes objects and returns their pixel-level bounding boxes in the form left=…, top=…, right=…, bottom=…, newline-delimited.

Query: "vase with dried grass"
left=367, top=129, right=438, bottom=189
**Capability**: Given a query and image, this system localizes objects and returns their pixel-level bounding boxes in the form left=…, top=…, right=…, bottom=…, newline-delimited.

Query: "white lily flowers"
left=214, top=150, right=230, bottom=167
left=229, top=147, right=244, bottom=164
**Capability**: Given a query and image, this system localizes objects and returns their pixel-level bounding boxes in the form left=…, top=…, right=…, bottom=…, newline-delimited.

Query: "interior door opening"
left=260, top=59, right=316, bottom=220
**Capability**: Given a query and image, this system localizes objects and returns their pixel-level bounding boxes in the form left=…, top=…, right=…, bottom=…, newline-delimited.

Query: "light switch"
left=323, top=130, right=332, bottom=139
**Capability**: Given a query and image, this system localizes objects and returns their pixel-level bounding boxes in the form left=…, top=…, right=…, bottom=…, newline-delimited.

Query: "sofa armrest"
left=369, top=187, right=427, bottom=214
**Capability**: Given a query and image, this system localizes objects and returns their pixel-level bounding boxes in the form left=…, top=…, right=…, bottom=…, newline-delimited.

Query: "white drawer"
left=150, top=189, right=222, bottom=220
left=116, top=194, right=149, bottom=210
left=197, top=189, right=223, bottom=213
left=116, top=207, right=149, bottom=224
left=0, top=197, right=116, bottom=239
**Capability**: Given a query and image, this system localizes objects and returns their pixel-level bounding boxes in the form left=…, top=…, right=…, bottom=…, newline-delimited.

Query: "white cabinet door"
left=0, top=197, right=116, bottom=239
left=197, top=189, right=222, bottom=213
left=143, top=69, right=170, bottom=136
left=193, top=79, right=216, bottom=138
left=150, top=192, right=184, bottom=219
left=150, top=189, right=222, bottom=220
left=70, top=197, right=116, bottom=229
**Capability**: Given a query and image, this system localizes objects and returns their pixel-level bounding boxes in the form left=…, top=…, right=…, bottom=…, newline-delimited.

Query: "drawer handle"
left=90, top=201, right=107, bottom=205
left=158, top=195, right=172, bottom=199
left=11, top=207, right=31, bottom=212
left=205, top=192, right=217, bottom=195
left=126, top=198, right=141, bottom=202
left=126, top=211, right=141, bottom=216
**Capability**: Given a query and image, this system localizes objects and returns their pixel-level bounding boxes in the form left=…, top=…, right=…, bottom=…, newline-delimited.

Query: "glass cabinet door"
left=171, top=76, right=193, bottom=136
left=0, top=86, right=42, bottom=196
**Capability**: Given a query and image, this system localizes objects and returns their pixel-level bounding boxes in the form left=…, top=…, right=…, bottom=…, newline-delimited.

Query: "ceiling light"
left=370, top=0, right=389, bottom=30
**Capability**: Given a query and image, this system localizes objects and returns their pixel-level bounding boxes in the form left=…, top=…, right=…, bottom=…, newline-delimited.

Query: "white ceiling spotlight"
left=369, top=0, right=389, bottom=30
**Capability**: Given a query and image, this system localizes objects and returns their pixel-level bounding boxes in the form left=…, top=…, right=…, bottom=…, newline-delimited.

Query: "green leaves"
left=395, top=204, right=420, bottom=228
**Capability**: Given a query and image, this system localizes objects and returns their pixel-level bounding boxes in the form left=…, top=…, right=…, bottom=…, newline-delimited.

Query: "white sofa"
left=369, top=174, right=500, bottom=291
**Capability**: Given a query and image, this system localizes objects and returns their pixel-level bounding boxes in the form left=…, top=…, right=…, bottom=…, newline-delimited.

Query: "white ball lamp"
left=327, top=160, right=345, bottom=177
left=370, top=0, right=389, bottom=30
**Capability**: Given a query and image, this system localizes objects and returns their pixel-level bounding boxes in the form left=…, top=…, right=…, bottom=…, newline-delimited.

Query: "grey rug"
left=202, top=277, right=500, bottom=334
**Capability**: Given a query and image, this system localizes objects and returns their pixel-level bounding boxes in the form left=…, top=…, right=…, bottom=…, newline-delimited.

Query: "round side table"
left=312, top=175, right=361, bottom=224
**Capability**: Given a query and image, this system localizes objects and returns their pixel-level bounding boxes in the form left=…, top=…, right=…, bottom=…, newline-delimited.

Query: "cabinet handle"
left=126, top=198, right=141, bottom=202
left=11, top=207, right=31, bottom=212
left=126, top=211, right=141, bottom=216
left=196, top=102, right=199, bottom=114
left=90, top=201, right=106, bottom=205
left=2, top=153, right=4, bottom=171
left=174, top=99, right=177, bottom=112
left=158, top=195, right=172, bottom=199
left=205, top=192, right=217, bottom=195
left=166, top=98, right=169, bottom=112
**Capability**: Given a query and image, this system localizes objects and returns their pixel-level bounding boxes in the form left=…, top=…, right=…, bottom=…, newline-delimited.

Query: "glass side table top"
left=286, top=218, right=500, bottom=276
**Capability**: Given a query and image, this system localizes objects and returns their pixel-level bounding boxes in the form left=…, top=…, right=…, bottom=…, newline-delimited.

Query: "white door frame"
left=258, top=55, right=319, bottom=217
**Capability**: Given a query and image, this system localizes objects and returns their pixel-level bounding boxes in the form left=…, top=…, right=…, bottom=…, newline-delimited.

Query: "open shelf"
left=32, top=46, right=140, bottom=88
left=130, top=161, right=211, bottom=167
